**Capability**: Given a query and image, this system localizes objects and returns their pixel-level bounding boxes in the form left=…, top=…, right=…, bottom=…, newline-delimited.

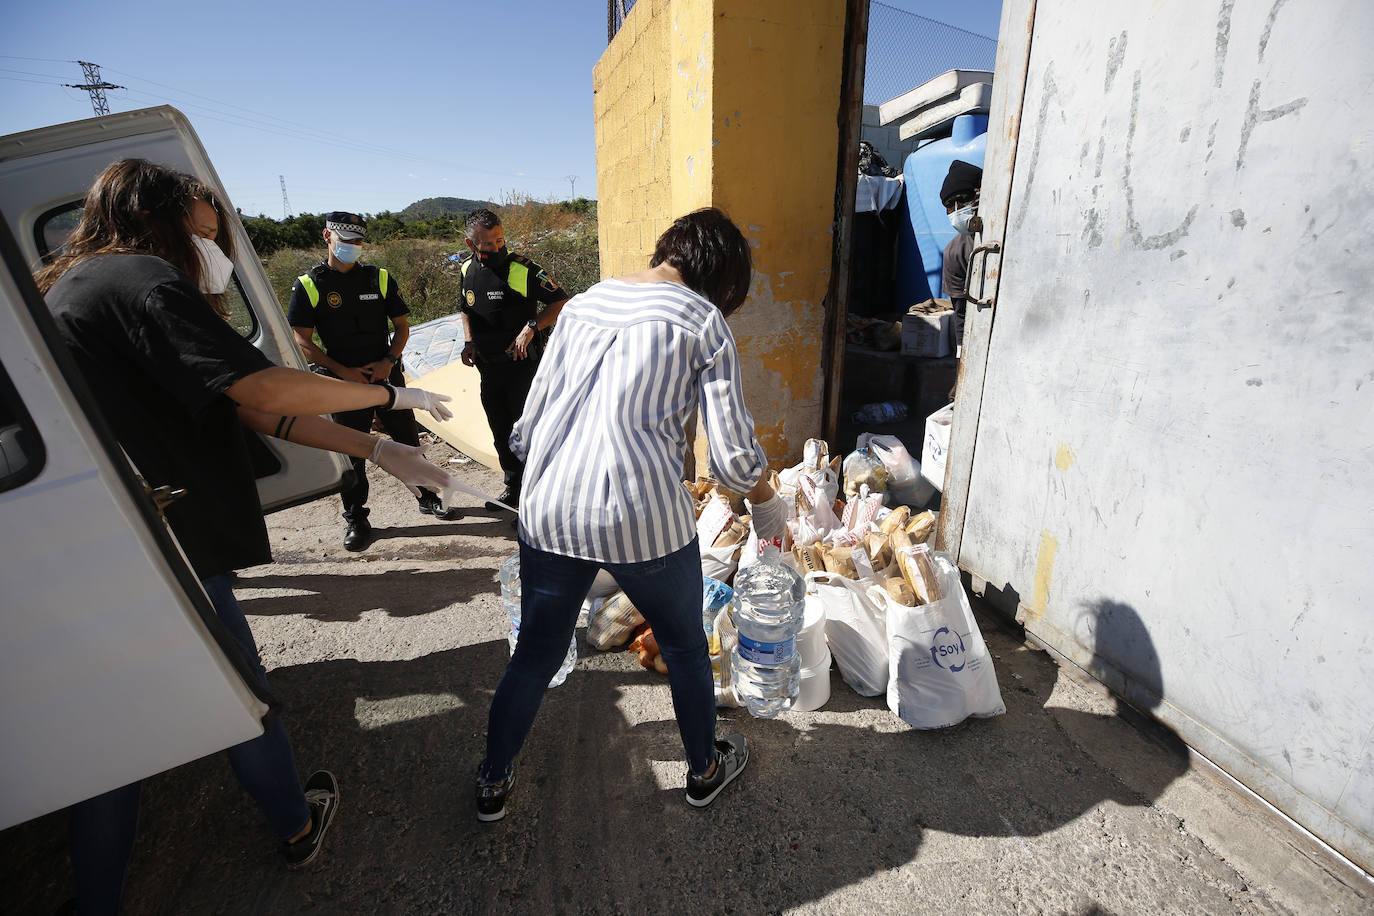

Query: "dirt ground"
left=2, top=434, right=1369, bottom=914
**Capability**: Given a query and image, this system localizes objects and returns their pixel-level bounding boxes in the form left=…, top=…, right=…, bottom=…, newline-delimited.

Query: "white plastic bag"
left=812, top=571, right=889, bottom=696
left=883, top=553, right=1005, bottom=728
left=700, top=542, right=741, bottom=582
left=859, top=433, right=934, bottom=508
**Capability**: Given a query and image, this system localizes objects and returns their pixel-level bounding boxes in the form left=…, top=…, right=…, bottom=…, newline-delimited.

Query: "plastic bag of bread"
left=587, top=591, right=645, bottom=649
left=842, top=447, right=890, bottom=500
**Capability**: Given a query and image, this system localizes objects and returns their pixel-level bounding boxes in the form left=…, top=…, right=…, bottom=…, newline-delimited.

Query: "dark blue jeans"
left=482, top=537, right=716, bottom=778
left=68, top=574, right=310, bottom=915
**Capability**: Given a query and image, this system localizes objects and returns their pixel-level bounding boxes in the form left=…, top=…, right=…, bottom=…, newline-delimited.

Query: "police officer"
left=289, top=211, right=457, bottom=551
left=457, top=208, right=569, bottom=510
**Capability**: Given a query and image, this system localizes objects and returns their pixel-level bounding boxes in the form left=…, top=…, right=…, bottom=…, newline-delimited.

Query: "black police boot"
left=343, top=517, right=373, bottom=552
left=417, top=490, right=461, bottom=520
left=485, top=487, right=519, bottom=511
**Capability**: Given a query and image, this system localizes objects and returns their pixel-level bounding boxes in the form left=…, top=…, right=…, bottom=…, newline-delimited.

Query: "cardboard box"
left=901, top=299, right=954, bottom=358
left=920, top=402, right=954, bottom=492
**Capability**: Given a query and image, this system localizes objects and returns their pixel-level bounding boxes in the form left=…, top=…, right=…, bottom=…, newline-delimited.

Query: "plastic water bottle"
left=852, top=400, right=908, bottom=424
left=730, top=543, right=805, bottom=717
left=500, top=553, right=576, bottom=688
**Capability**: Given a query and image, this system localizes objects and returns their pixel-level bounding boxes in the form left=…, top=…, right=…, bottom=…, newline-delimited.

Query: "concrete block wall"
left=593, top=0, right=850, bottom=467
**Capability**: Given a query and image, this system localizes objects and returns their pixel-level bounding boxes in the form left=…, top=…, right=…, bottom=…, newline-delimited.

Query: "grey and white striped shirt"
left=511, top=278, right=768, bottom=564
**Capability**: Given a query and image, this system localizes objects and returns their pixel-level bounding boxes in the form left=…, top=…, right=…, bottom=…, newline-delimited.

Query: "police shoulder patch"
left=465, top=289, right=476, bottom=306
left=538, top=271, right=558, bottom=292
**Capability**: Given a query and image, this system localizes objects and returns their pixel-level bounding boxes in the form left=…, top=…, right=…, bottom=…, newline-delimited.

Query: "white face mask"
left=191, top=235, right=234, bottom=294
left=949, top=204, right=976, bottom=235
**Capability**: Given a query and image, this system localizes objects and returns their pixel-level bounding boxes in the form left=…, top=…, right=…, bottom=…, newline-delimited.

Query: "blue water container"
left=893, top=113, right=988, bottom=308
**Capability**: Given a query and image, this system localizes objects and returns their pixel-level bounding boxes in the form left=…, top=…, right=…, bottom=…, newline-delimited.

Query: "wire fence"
left=606, top=1, right=994, bottom=107
left=607, top=2, right=997, bottom=106
left=864, top=3, right=998, bottom=106
left=608, top=0, right=639, bottom=42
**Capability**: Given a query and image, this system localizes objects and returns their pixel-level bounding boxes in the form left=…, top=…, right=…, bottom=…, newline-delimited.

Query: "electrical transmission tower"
left=64, top=61, right=123, bottom=117
left=279, top=176, right=292, bottom=219
left=566, top=175, right=578, bottom=200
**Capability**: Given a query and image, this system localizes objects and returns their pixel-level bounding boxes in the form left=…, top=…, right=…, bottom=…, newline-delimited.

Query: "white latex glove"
left=391, top=385, right=454, bottom=422
left=746, top=492, right=788, bottom=544
left=369, top=439, right=456, bottom=497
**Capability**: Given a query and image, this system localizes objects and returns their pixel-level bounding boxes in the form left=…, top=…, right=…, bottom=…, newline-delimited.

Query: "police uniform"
left=459, top=252, right=567, bottom=494
left=287, top=259, right=429, bottom=525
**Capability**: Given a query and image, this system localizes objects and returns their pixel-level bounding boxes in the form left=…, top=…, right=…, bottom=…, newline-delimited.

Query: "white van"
left=0, top=107, right=349, bottom=829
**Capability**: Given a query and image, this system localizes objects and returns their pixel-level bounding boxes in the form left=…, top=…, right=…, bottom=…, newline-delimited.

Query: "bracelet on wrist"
left=384, top=353, right=400, bottom=365
left=380, top=382, right=397, bottom=410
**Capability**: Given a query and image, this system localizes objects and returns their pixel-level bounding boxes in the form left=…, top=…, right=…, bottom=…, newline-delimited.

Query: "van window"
left=218, top=275, right=258, bottom=340
left=0, top=356, right=46, bottom=493
left=36, top=202, right=82, bottom=263
left=35, top=202, right=258, bottom=340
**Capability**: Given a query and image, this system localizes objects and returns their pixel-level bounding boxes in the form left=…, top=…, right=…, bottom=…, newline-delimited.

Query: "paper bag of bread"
left=879, top=505, right=910, bottom=536
left=905, top=509, right=937, bottom=545
left=894, top=543, right=942, bottom=605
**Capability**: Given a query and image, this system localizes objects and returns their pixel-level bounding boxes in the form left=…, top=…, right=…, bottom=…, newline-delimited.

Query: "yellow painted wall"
left=594, top=0, right=847, bottom=467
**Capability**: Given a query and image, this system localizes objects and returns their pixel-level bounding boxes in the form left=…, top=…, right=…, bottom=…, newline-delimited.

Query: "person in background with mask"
left=36, top=158, right=458, bottom=913
left=288, top=212, right=455, bottom=552
left=455, top=208, right=569, bottom=512
left=939, top=159, right=983, bottom=352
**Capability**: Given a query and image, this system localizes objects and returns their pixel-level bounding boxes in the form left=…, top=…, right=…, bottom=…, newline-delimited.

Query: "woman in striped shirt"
left=476, top=209, right=789, bottom=821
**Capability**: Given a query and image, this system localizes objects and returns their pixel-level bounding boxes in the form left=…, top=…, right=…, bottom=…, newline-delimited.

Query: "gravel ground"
left=2, top=436, right=1369, bottom=914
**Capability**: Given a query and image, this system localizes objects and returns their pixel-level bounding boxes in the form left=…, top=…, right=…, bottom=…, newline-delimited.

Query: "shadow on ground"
left=0, top=600, right=1189, bottom=915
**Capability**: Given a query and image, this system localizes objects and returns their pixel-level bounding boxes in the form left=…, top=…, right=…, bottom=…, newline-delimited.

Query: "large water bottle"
left=500, top=553, right=576, bottom=688
left=730, top=543, right=805, bottom=717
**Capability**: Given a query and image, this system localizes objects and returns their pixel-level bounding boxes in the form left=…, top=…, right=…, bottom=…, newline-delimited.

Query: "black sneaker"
left=685, top=733, right=749, bottom=808
left=417, top=491, right=461, bottom=520
left=485, top=487, right=519, bottom=511
left=475, top=763, right=515, bottom=823
left=343, top=518, right=372, bottom=552
left=282, top=770, right=339, bottom=869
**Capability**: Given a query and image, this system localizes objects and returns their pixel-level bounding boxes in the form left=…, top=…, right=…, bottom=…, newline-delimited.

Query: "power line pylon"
left=64, top=61, right=123, bottom=117
left=279, top=176, right=292, bottom=219
left=566, top=175, right=578, bottom=200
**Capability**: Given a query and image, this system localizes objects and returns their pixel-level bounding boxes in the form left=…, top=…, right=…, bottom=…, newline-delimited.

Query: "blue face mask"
left=333, top=241, right=362, bottom=264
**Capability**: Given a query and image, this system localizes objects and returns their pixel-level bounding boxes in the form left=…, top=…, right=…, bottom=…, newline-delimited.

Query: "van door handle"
left=967, top=242, right=1001, bottom=308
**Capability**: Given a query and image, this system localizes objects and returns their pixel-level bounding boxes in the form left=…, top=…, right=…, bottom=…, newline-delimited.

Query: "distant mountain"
left=400, top=197, right=495, bottom=220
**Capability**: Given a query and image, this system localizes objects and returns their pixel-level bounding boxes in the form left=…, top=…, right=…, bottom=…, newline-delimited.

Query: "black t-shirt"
left=46, top=253, right=276, bottom=578
left=287, top=262, right=407, bottom=367
left=459, top=253, right=567, bottom=355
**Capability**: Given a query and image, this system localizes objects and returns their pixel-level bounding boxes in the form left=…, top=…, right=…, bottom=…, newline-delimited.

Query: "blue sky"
left=0, top=0, right=1001, bottom=218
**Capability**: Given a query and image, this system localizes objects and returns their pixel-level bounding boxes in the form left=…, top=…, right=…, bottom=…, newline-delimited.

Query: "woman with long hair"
left=39, top=158, right=456, bottom=913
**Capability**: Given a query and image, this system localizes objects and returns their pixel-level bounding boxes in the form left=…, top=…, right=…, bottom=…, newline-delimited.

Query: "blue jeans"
left=482, top=537, right=717, bottom=778
left=68, top=574, right=310, bottom=915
